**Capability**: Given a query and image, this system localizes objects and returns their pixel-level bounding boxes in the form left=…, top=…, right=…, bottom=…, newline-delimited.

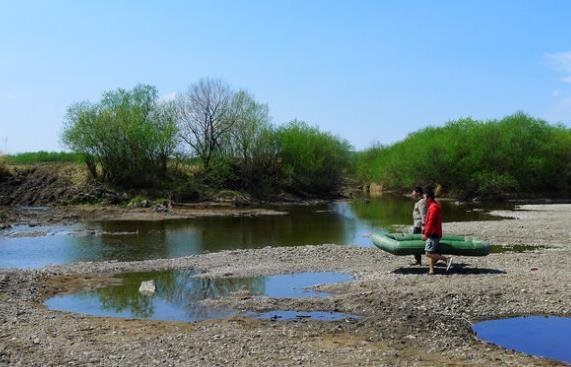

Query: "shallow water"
left=44, top=271, right=354, bottom=322
left=1, top=196, right=513, bottom=269
left=473, top=316, right=571, bottom=364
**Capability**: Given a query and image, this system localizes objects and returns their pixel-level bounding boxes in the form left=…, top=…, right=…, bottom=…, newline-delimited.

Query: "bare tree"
left=176, top=78, right=238, bottom=169
left=149, top=99, right=179, bottom=177
left=227, top=90, right=269, bottom=160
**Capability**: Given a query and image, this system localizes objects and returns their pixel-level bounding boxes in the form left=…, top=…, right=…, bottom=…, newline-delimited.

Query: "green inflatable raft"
left=371, top=233, right=491, bottom=256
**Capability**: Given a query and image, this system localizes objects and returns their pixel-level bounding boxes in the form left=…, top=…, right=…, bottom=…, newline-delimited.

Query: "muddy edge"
left=0, top=204, right=569, bottom=366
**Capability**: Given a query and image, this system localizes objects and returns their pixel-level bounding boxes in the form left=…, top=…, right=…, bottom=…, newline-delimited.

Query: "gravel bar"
left=0, top=204, right=569, bottom=366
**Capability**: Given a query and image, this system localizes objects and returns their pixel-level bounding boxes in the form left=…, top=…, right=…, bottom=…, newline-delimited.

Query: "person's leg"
left=426, top=252, right=452, bottom=272
left=425, top=238, right=452, bottom=273
left=412, top=227, right=422, bottom=265
left=424, top=237, right=438, bottom=274
left=426, top=252, right=435, bottom=274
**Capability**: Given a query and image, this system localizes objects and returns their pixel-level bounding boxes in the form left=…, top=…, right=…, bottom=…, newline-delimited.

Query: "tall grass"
left=5, top=151, right=83, bottom=164
left=355, top=113, right=571, bottom=198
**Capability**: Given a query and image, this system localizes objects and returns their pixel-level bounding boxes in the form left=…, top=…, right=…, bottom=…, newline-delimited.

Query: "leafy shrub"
left=62, top=85, right=179, bottom=188
left=225, top=93, right=281, bottom=194
left=355, top=113, right=571, bottom=198
left=199, top=155, right=240, bottom=189
left=276, top=120, right=352, bottom=195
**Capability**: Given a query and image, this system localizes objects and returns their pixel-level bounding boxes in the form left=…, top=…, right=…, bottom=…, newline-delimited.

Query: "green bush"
left=276, top=120, right=352, bottom=195
left=225, top=92, right=281, bottom=194
left=62, top=85, right=179, bottom=188
left=199, top=155, right=240, bottom=189
left=355, top=113, right=571, bottom=198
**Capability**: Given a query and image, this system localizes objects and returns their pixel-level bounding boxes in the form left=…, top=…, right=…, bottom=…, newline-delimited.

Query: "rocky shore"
left=0, top=204, right=570, bottom=366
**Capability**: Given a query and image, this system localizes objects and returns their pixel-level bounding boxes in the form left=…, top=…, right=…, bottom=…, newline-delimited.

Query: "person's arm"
left=423, top=204, right=434, bottom=240
left=419, top=200, right=426, bottom=227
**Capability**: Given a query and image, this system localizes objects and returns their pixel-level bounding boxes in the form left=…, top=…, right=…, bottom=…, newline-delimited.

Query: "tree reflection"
left=94, top=270, right=266, bottom=320
left=348, top=195, right=412, bottom=228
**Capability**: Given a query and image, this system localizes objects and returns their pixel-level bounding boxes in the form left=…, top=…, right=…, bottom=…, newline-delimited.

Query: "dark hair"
left=413, top=186, right=423, bottom=195
left=424, top=185, right=435, bottom=199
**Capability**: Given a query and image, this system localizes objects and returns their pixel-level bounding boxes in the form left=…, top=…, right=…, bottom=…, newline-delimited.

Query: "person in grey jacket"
left=411, top=186, right=426, bottom=265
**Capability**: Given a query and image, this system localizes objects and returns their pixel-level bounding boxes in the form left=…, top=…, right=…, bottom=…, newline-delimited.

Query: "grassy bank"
left=5, top=151, right=83, bottom=165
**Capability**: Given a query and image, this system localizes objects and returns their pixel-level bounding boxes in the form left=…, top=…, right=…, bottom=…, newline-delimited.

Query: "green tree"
left=354, top=113, right=571, bottom=198
left=226, top=91, right=280, bottom=192
left=62, top=84, right=179, bottom=187
left=276, top=120, right=352, bottom=195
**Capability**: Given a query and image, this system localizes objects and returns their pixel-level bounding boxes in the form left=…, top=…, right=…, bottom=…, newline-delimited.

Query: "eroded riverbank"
left=0, top=204, right=570, bottom=366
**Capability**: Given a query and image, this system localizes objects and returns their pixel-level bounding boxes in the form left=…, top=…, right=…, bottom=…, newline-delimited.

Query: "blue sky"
left=1, top=0, right=570, bottom=153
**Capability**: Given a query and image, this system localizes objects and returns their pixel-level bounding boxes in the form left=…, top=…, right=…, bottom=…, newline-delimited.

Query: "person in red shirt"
left=422, top=186, right=452, bottom=275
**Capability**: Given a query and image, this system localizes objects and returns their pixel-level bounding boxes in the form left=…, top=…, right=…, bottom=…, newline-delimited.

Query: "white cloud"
left=546, top=51, right=571, bottom=84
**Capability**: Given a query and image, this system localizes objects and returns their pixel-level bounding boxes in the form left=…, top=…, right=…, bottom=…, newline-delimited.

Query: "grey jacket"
left=412, top=198, right=426, bottom=229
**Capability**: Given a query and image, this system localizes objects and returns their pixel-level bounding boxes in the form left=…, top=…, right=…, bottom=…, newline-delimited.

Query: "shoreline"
left=0, top=203, right=300, bottom=228
left=0, top=204, right=570, bottom=366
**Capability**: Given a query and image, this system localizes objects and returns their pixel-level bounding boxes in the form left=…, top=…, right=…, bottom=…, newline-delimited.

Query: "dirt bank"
left=0, top=204, right=569, bottom=366
left=0, top=163, right=121, bottom=207
left=0, top=204, right=289, bottom=232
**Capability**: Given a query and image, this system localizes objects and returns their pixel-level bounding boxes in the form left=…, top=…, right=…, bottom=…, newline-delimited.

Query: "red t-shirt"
left=423, top=198, right=442, bottom=238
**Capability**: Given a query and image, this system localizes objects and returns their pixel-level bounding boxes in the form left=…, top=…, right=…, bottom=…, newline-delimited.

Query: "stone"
left=139, top=280, right=156, bottom=296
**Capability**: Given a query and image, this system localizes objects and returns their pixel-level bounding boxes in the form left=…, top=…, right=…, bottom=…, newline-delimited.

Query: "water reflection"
left=473, top=316, right=571, bottom=364
left=45, top=271, right=353, bottom=323
left=1, top=197, right=512, bottom=268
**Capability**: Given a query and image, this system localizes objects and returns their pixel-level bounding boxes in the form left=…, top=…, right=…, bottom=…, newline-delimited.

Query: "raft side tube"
left=372, top=233, right=490, bottom=256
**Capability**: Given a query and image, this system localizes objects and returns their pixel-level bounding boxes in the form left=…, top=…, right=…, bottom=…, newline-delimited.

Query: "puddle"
left=491, top=244, right=550, bottom=253
left=44, top=271, right=353, bottom=323
left=249, top=310, right=358, bottom=321
left=473, top=316, right=571, bottom=364
left=250, top=272, right=353, bottom=298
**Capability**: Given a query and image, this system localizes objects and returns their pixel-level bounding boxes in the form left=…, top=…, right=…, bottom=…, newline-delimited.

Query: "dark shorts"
left=425, top=237, right=440, bottom=253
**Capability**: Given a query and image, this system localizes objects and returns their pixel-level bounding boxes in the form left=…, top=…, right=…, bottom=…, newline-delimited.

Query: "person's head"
left=423, top=185, right=436, bottom=200
left=411, top=186, right=423, bottom=199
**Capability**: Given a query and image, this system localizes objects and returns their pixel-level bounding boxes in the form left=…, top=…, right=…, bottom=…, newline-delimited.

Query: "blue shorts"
left=425, top=237, right=440, bottom=253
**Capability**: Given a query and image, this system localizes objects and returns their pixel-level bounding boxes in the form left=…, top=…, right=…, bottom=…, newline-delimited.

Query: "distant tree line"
left=61, top=83, right=570, bottom=200
left=355, top=113, right=571, bottom=199
left=62, top=79, right=352, bottom=197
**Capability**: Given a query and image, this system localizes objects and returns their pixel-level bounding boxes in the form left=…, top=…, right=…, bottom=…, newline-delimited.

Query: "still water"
left=45, top=270, right=355, bottom=322
left=473, top=316, right=571, bottom=364
left=0, top=196, right=512, bottom=269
